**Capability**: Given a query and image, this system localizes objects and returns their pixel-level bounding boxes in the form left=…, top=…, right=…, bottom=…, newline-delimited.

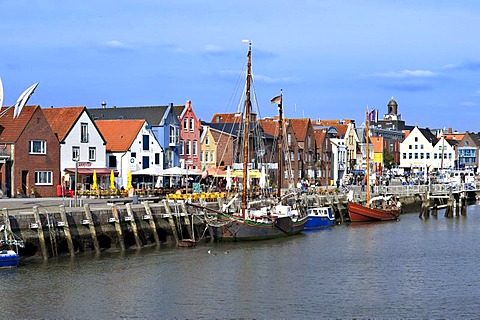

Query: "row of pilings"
left=4, top=200, right=219, bottom=260
left=418, top=189, right=468, bottom=219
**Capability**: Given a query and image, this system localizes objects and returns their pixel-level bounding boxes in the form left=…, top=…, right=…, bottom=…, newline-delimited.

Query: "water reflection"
left=3, top=207, right=480, bottom=318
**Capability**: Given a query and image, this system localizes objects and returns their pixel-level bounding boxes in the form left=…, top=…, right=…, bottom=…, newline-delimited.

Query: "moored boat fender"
left=274, top=217, right=293, bottom=233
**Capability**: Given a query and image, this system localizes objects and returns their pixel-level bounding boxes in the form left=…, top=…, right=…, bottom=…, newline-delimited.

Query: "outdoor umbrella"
left=92, top=170, right=98, bottom=190
left=110, top=170, right=115, bottom=190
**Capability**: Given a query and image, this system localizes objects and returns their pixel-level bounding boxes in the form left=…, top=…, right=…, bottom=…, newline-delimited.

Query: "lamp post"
left=74, top=157, right=79, bottom=207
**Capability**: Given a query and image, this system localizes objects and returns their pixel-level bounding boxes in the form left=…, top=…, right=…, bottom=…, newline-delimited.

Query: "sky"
left=1, top=0, right=480, bottom=132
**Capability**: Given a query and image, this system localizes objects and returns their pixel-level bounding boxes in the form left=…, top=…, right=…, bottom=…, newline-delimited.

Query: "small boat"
left=304, top=206, right=335, bottom=230
left=0, top=215, right=24, bottom=268
left=178, top=239, right=196, bottom=248
left=347, top=108, right=401, bottom=222
left=348, top=201, right=400, bottom=222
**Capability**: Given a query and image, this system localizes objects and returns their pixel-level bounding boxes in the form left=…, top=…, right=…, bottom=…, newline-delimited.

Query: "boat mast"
left=365, top=108, right=371, bottom=207
left=277, top=90, right=283, bottom=199
left=241, top=41, right=252, bottom=219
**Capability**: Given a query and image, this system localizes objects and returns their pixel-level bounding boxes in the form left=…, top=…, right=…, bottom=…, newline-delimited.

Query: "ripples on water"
left=3, top=205, right=480, bottom=319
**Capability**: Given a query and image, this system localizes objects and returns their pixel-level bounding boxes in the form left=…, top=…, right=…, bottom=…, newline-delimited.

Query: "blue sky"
left=1, top=0, right=480, bottom=132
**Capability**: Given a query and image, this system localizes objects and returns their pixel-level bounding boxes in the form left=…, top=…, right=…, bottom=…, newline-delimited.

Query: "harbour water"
left=3, top=204, right=480, bottom=319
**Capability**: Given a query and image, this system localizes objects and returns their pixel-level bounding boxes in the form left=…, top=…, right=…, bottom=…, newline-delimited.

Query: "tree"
left=383, top=149, right=395, bottom=169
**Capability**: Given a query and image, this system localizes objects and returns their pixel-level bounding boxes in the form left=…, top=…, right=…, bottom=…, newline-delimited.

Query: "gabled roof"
left=288, top=118, right=310, bottom=142
left=0, top=105, right=40, bottom=143
left=95, top=119, right=145, bottom=152
left=313, top=128, right=328, bottom=147
left=259, top=118, right=280, bottom=137
left=42, top=106, right=85, bottom=142
left=89, top=105, right=180, bottom=126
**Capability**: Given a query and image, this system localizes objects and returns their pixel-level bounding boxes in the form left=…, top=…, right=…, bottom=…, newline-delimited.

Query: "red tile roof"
left=42, top=106, right=85, bottom=141
left=0, top=105, right=39, bottom=143
left=259, top=118, right=280, bottom=137
left=288, top=118, right=310, bottom=142
left=210, top=113, right=243, bottom=123
left=95, top=119, right=144, bottom=152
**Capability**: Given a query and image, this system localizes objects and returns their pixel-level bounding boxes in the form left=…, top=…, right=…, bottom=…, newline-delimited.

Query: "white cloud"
left=461, top=101, right=476, bottom=107
left=106, top=40, right=127, bottom=48
left=472, top=89, right=480, bottom=97
left=369, top=69, right=438, bottom=78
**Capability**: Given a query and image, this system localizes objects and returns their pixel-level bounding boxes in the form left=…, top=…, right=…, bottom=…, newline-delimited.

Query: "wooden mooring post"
left=111, top=205, right=126, bottom=251
left=444, top=189, right=455, bottom=218
left=143, top=202, right=160, bottom=246
left=59, top=205, right=75, bottom=257
left=419, top=190, right=430, bottom=219
left=125, top=203, right=142, bottom=248
left=33, top=206, right=48, bottom=260
left=163, top=200, right=180, bottom=245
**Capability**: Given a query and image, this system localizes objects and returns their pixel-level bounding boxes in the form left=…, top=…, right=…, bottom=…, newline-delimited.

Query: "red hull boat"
left=347, top=201, right=400, bottom=222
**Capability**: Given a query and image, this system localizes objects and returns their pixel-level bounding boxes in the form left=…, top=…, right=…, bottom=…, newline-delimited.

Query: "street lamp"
left=74, top=157, right=79, bottom=207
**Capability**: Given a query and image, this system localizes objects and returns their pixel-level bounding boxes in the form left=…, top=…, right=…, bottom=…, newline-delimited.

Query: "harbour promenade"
left=0, top=196, right=115, bottom=214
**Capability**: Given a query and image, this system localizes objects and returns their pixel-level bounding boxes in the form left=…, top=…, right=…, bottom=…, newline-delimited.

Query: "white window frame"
left=35, top=171, right=53, bottom=185
left=189, top=118, right=194, bottom=131
left=184, top=118, right=188, bottom=131
left=29, top=140, right=46, bottom=154
left=81, top=123, right=89, bottom=143
left=89, top=147, right=96, bottom=161
left=72, top=146, right=80, bottom=161
left=193, top=140, right=198, bottom=156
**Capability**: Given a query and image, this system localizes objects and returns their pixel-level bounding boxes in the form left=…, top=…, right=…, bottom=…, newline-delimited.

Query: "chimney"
left=101, top=101, right=107, bottom=109
left=186, top=100, right=192, bottom=109
left=448, top=128, right=453, bottom=134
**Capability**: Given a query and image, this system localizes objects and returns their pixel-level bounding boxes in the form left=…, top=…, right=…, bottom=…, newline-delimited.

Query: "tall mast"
left=365, top=108, right=371, bottom=207
left=241, top=41, right=252, bottom=219
left=277, top=90, right=283, bottom=199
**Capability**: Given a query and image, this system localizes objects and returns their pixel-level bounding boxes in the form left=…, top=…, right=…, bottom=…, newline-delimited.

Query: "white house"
left=330, top=137, right=347, bottom=184
left=95, top=119, right=163, bottom=189
left=399, top=126, right=454, bottom=171
left=43, top=106, right=108, bottom=191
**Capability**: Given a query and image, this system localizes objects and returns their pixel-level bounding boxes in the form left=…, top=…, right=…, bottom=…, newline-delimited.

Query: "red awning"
left=64, top=168, right=118, bottom=175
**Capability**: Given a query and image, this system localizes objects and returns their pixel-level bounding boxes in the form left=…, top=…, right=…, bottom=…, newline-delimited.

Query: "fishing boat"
left=304, top=206, right=335, bottom=230
left=0, top=214, right=24, bottom=268
left=347, top=108, right=401, bottom=222
left=189, top=41, right=308, bottom=241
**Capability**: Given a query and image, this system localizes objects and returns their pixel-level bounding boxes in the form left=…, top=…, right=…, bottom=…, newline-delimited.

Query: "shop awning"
left=64, top=168, right=117, bottom=175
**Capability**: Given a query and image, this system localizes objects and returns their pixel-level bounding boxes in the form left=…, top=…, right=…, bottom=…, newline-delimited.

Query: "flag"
left=270, top=95, right=282, bottom=104
left=368, top=109, right=377, bottom=123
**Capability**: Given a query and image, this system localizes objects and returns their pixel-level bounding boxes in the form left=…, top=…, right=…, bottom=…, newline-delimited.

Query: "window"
left=131, top=152, right=136, bottom=158
left=205, top=136, right=209, bottom=145
left=180, top=141, right=184, bottom=155
left=210, top=151, right=214, bottom=162
left=89, top=147, right=96, bottom=161
left=72, top=146, right=80, bottom=161
left=186, top=140, right=191, bottom=156
left=193, top=140, right=198, bottom=156
left=142, top=156, right=149, bottom=169
left=184, top=118, right=188, bottom=131
left=169, top=126, right=178, bottom=145
left=190, top=118, right=194, bottom=131
left=409, top=145, right=412, bottom=149
left=109, top=155, right=117, bottom=167
left=408, top=153, right=412, bottom=159
left=81, top=123, right=89, bottom=143
left=155, top=153, right=160, bottom=165
left=415, top=137, right=418, bottom=142
left=414, top=153, right=418, bottom=159
left=200, top=151, right=204, bottom=162
left=426, top=153, right=430, bottom=159
left=35, top=171, right=53, bottom=185
left=287, top=133, right=292, bottom=146
left=143, top=135, right=149, bottom=151
left=402, top=153, right=406, bottom=159
left=29, top=140, right=46, bottom=154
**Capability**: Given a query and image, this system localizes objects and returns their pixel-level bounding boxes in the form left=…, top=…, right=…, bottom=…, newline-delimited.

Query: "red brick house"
left=0, top=105, right=60, bottom=197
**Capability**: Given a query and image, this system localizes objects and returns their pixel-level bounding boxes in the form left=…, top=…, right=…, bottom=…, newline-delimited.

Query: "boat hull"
left=305, top=207, right=335, bottom=230
left=348, top=201, right=400, bottom=222
left=211, top=215, right=308, bottom=241
left=0, top=250, right=20, bottom=268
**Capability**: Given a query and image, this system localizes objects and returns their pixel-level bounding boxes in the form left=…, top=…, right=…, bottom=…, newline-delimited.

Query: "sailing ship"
left=0, top=214, right=24, bottom=268
left=189, top=41, right=308, bottom=241
left=347, top=108, right=401, bottom=222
